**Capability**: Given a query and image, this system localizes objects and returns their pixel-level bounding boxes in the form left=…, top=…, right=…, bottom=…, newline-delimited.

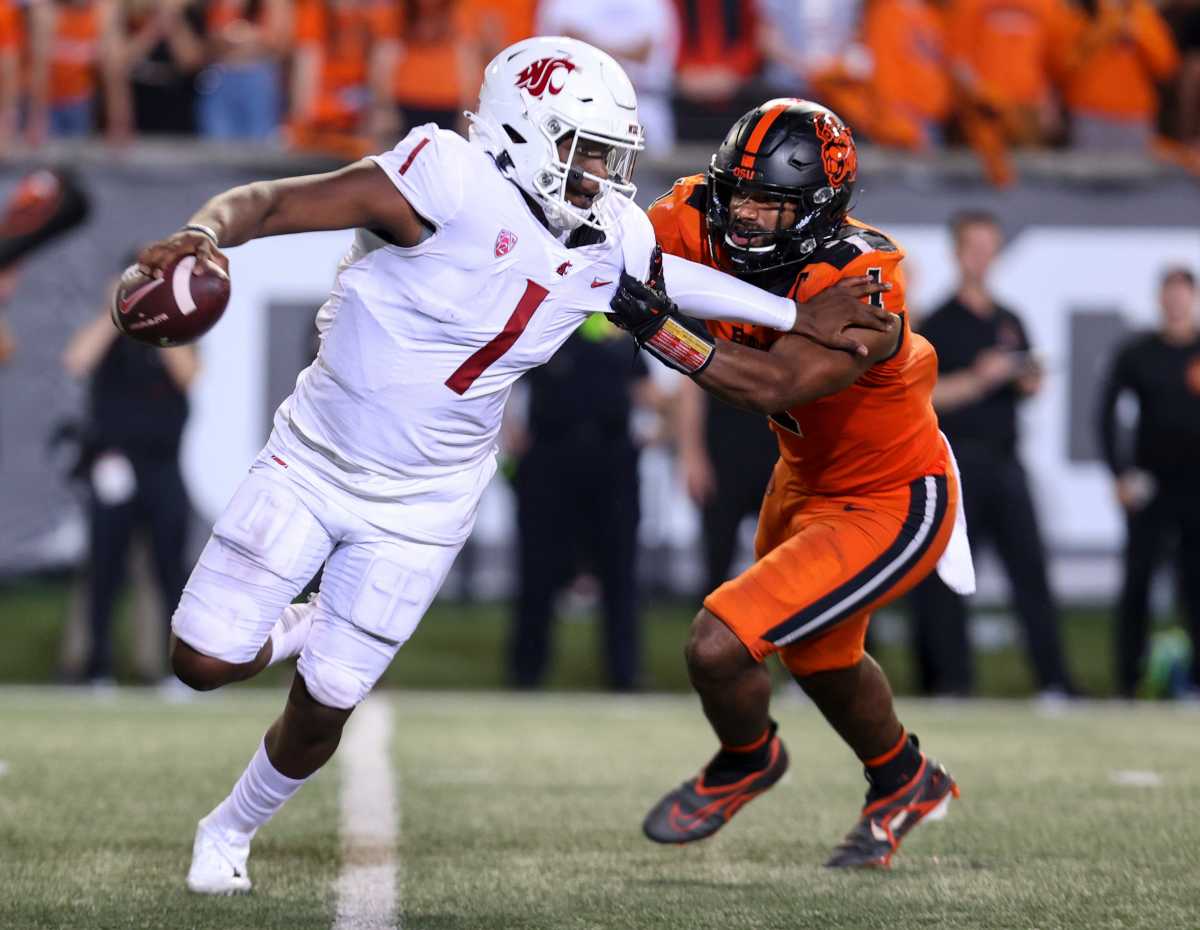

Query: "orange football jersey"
left=649, top=174, right=946, bottom=496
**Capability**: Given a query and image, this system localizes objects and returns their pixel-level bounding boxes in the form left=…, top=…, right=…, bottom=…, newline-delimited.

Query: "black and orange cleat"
left=824, top=754, right=959, bottom=869
left=642, top=728, right=789, bottom=844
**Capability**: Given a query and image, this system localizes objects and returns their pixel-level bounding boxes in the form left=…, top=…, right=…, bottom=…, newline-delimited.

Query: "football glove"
left=610, top=248, right=715, bottom=376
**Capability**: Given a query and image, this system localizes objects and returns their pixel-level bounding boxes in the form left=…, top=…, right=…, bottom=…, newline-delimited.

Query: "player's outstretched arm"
left=659, top=252, right=893, bottom=355
left=137, top=160, right=428, bottom=279
left=694, top=323, right=900, bottom=415
left=611, top=265, right=899, bottom=407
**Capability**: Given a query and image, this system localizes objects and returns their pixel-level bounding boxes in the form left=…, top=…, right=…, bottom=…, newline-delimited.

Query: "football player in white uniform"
left=135, top=36, right=891, bottom=894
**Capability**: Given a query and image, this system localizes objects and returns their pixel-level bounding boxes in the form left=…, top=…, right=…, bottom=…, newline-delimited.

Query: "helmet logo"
left=515, top=56, right=576, bottom=99
left=732, top=165, right=755, bottom=181
left=813, top=113, right=857, bottom=189
left=495, top=229, right=518, bottom=258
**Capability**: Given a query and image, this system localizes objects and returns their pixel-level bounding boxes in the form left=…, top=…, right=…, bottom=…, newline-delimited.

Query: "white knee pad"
left=297, top=659, right=371, bottom=710
left=296, top=611, right=402, bottom=710
left=172, top=468, right=333, bottom=665
left=171, top=563, right=277, bottom=664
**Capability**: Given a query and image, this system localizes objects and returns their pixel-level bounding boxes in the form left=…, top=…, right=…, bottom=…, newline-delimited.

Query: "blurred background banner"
left=3, top=148, right=1196, bottom=603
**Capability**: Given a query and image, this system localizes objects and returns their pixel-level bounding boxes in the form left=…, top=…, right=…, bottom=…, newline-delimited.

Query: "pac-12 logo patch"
left=515, top=56, right=575, bottom=98
left=494, top=229, right=518, bottom=257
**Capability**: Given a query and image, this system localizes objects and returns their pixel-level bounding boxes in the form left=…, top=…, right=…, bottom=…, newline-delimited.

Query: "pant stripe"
left=766, top=474, right=949, bottom=647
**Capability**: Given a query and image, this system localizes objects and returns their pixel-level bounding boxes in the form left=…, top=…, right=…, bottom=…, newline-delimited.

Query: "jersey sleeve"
left=797, top=239, right=910, bottom=374
left=617, top=201, right=657, bottom=285
left=368, top=127, right=466, bottom=230
left=646, top=175, right=707, bottom=263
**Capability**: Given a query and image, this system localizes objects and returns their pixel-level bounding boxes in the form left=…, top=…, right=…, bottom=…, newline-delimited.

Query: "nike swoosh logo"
left=590, top=278, right=613, bottom=288
left=117, top=277, right=165, bottom=314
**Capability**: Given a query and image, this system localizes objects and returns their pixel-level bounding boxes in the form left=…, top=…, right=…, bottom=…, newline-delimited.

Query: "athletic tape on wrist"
left=644, top=316, right=715, bottom=375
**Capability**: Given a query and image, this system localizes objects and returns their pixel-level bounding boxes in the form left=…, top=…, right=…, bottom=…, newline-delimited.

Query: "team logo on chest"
left=494, top=229, right=518, bottom=258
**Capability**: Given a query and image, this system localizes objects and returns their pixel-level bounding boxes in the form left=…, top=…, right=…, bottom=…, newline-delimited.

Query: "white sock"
left=206, top=741, right=307, bottom=840
left=267, top=596, right=317, bottom=667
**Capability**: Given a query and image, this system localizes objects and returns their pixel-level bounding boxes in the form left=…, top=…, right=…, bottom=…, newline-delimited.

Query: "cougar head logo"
left=814, top=113, right=857, bottom=189
left=515, top=56, right=576, bottom=99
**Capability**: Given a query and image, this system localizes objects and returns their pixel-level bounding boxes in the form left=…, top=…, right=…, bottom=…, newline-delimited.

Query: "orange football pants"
left=704, top=459, right=958, bottom=677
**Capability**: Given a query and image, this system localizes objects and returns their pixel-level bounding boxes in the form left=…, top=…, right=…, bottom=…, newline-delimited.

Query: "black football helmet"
left=706, top=99, right=857, bottom=276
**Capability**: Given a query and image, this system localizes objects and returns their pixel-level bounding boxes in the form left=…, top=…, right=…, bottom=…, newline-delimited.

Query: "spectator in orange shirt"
left=0, top=0, right=19, bottom=152
left=389, top=0, right=482, bottom=136
left=1160, top=1, right=1200, bottom=147
left=28, top=0, right=131, bottom=143
left=290, top=0, right=401, bottom=154
left=1061, top=0, right=1179, bottom=151
left=812, top=0, right=952, bottom=152
left=123, top=0, right=206, bottom=135
left=196, top=0, right=291, bottom=140
left=945, top=0, right=1072, bottom=183
left=861, top=0, right=953, bottom=150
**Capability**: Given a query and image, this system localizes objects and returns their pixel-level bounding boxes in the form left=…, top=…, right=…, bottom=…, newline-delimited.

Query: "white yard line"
left=334, top=696, right=400, bottom=930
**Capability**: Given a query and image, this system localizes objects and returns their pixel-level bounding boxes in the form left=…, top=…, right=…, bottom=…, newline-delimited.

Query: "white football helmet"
left=467, top=36, right=644, bottom=233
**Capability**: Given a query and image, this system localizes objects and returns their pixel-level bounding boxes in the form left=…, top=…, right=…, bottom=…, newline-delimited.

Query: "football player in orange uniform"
left=610, top=99, right=973, bottom=868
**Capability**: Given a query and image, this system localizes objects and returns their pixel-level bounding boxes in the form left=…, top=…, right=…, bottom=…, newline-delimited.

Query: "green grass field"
left=2, top=687, right=1197, bottom=930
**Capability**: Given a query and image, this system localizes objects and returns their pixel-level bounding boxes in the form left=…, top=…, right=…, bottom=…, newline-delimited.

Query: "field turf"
left=1, top=688, right=1197, bottom=930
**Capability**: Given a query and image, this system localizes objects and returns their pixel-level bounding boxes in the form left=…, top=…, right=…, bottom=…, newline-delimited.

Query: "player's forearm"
left=158, top=345, right=201, bottom=390
left=187, top=182, right=281, bottom=247
left=661, top=253, right=797, bottom=331
left=931, top=370, right=985, bottom=413
left=694, top=341, right=827, bottom=415
left=673, top=377, right=707, bottom=454
left=62, top=311, right=120, bottom=377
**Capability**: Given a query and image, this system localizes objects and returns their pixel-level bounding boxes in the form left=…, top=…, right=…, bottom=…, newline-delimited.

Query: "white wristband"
left=660, top=253, right=796, bottom=331
left=183, top=223, right=220, bottom=247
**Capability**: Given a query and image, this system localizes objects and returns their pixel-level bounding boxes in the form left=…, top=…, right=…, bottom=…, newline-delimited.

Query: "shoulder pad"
left=812, top=224, right=900, bottom=271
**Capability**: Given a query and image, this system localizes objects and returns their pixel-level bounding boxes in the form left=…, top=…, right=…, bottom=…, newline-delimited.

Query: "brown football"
left=111, top=255, right=230, bottom=346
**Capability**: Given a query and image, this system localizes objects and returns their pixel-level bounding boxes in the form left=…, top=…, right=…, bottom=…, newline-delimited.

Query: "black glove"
left=610, top=248, right=715, bottom=376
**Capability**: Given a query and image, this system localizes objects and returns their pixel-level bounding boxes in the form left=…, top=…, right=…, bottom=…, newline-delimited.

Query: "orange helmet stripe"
left=738, top=101, right=792, bottom=172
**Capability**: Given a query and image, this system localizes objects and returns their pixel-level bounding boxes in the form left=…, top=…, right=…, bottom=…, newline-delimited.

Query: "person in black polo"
left=507, top=315, right=656, bottom=691
left=675, top=378, right=779, bottom=597
left=62, top=261, right=199, bottom=685
left=908, top=210, right=1074, bottom=698
left=1098, top=267, right=1200, bottom=699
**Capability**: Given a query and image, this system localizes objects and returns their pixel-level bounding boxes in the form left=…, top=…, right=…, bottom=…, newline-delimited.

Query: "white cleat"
left=186, top=815, right=252, bottom=895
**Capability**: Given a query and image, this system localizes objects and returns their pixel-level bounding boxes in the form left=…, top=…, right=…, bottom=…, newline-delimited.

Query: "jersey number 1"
left=445, top=280, right=549, bottom=395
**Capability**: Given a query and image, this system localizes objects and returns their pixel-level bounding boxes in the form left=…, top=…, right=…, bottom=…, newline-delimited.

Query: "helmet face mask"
left=705, top=99, right=857, bottom=275
left=467, top=37, right=644, bottom=234
left=535, top=126, right=640, bottom=229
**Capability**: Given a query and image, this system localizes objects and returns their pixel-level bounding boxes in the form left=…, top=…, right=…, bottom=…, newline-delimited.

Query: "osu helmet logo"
left=515, top=56, right=576, bottom=99
left=813, top=113, right=857, bottom=188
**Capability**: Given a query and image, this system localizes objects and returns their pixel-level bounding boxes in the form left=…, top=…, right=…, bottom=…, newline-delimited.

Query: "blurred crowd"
left=1, top=1, right=1199, bottom=178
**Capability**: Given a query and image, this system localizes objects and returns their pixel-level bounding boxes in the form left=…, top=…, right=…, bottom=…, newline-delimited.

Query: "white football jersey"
left=274, top=125, right=655, bottom=512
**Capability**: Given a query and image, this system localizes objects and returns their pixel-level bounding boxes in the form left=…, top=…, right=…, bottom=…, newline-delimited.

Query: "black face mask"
left=706, top=175, right=835, bottom=276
